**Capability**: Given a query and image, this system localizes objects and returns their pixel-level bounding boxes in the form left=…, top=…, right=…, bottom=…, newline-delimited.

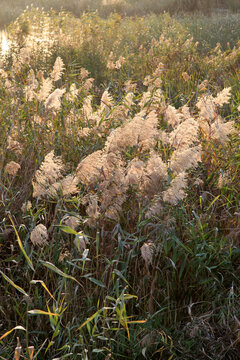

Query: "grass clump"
left=0, top=7, right=240, bottom=360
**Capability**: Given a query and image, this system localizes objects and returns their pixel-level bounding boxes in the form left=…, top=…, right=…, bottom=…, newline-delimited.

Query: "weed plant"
left=0, top=7, right=240, bottom=360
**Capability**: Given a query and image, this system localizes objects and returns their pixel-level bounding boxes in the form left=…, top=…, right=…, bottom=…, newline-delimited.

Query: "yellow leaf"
left=28, top=309, right=60, bottom=316
left=0, top=326, right=26, bottom=341
left=30, top=280, right=56, bottom=301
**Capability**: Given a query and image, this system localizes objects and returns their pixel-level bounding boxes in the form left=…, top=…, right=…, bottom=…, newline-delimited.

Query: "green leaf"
left=206, top=194, right=221, bottom=211
left=0, top=270, right=29, bottom=297
left=122, top=294, right=137, bottom=300
left=40, top=260, right=81, bottom=285
left=78, top=310, right=100, bottom=330
left=113, top=269, right=129, bottom=285
left=84, top=275, right=106, bottom=288
left=206, top=172, right=215, bottom=184
left=173, top=236, right=193, bottom=255
left=45, top=340, right=54, bottom=354
left=78, top=307, right=111, bottom=330
left=59, top=225, right=79, bottom=235
left=8, top=214, right=34, bottom=271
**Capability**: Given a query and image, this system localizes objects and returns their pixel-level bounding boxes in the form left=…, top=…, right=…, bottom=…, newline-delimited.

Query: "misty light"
left=1, top=31, right=9, bottom=56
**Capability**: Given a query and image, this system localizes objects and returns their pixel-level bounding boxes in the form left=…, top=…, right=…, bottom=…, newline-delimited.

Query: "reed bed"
left=0, top=8, right=239, bottom=360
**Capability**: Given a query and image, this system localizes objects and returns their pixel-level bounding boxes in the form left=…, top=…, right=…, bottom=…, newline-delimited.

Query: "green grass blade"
left=78, top=310, right=101, bottom=330
left=40, top=260, right=81, bottom=285
left=173, top=236, right=193, bottom=255
left=113, top=269, right=130, bottom=285
left=206, top=194, right=221, bottom=211
left=59, top=225, right=79, bottom=235
left=83, top=274, right=106, bottom=288
left=8, top=214, right=34, bottom=271
left=0, top=270, right=29, bottom=297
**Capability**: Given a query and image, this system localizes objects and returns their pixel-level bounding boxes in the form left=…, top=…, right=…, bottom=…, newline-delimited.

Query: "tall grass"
left=0, top=8, right=240, bottom=360
left=1, top=0, right=240, bottom=28
left=179, top=12, right=240, bottom=52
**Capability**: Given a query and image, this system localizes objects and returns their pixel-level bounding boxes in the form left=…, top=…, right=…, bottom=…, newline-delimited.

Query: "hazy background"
left=1, top=0, right=240, bottom=28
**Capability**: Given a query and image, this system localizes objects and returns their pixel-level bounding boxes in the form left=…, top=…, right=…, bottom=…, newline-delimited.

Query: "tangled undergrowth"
left=0, top=8, right=240, bottom=360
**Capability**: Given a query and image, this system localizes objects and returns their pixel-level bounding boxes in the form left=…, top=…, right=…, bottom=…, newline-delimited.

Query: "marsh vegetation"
left=0, top=4, right=240, bottom=359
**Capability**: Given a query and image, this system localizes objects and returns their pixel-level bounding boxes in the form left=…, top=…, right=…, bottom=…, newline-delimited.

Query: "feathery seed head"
left=30, top=224, right=48, bottom=246
left=80, top=68, right=90, bottom=80
left=45, top=88, right=66, bottom=110
left=37, top=77, right=53, bottom=101
left=51, top=56, right=65, bottom=82
left=196, top=95, right=216, bottom=122
left=170, top=146, right=201, bottom=175
left=141, top=241, right=155, bottom=267
left=214, top=87, right=231, bottom=107
left=5, top=161, right=21, bottom=176
left=32, top=151, right=65, bottom=198
left=162, top=172, right=188, bottom=205
left=62, top=215, right=80, bottom=230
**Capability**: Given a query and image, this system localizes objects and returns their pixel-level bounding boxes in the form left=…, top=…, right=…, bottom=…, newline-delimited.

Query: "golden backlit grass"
left=0, top=8, right=240, bottom=360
